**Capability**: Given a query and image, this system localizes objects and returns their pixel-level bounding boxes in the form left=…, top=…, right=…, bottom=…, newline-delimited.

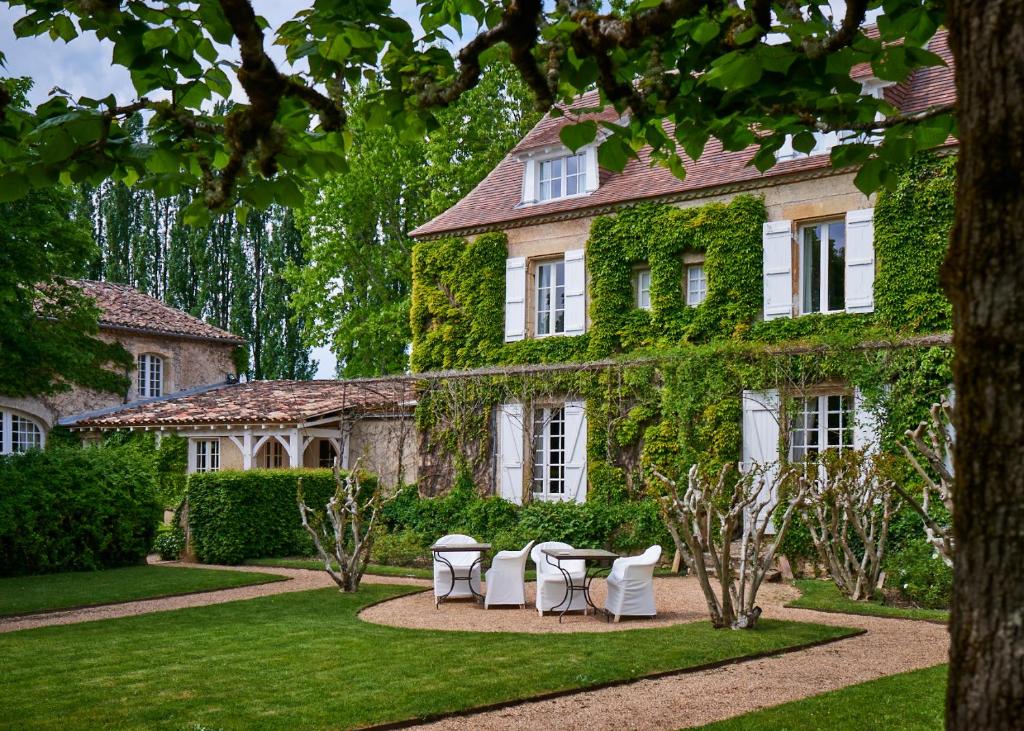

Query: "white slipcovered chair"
left=605, top=545, right=663, bottom=622
left=433, top=533, right=482, bottom=606
left=531, top=540, right=587, bottom=616
left=483, top=540, right=535, bottom=609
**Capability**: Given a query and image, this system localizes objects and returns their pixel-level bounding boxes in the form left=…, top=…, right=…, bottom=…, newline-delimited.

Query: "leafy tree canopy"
left=0, top=0, right=952, bottom=219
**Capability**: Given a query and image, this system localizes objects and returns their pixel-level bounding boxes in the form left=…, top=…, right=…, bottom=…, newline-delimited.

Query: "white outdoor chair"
left=604, top=545, right=663, bottom=622
left=483, top=540, right=535, bottom=609
left=433, top=533, right=483, bottom=606
left=531, top=540, right=587, bottom=616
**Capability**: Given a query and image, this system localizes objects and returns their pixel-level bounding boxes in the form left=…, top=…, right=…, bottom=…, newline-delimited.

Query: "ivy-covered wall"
left=408, top=153, right=957, bottom=503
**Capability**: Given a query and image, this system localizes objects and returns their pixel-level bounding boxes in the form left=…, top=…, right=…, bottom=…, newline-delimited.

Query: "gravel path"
left=0, top=562, right=428, bottom=634
left=405, top=577, right=949, bottom=730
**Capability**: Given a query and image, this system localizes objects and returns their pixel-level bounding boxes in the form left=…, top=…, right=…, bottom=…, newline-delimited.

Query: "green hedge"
left=185, top=469, right=375, bottom=565
left=0, top=445, right=161, bottom=576
left=379, top=483, right=672, bottom=558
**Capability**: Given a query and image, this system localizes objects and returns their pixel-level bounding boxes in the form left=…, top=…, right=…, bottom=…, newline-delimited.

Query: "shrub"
left=153, top=523, right=184, bottom=561
left=371, top=529, right=429, bottom=567
left=885, top=540, right=953, bottom=609
left=186, top=469, right=374, bottom=564
left=0, top=445, right=161, bottom=576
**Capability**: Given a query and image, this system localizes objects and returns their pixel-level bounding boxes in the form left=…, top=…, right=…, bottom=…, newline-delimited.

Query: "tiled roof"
left=410, top=30, right=954, bottom=239
left=71, top=379, right=418, bottom=428
left=73, top=280, right=246, bottom=344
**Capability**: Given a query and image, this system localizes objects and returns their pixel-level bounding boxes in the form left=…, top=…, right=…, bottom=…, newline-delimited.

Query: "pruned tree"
left=656, top=461, right=803, bottom=629
left=895, top=400, right=955, bottom=567
left=297, top=459, right=382, bottom=593
left=798, top=450, right=900, bottom=601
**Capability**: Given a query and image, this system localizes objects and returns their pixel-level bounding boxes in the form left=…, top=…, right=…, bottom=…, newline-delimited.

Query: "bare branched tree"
left=656, top=462, right=803, bottom=629
left=798, top=450, right=900, bottom=601
left=895, top=401, right=955, bottom=567
left=297, top=459, right=383, bottom=592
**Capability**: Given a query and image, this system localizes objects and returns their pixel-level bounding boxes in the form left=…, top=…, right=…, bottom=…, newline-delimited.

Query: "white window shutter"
left=742, top=389, right=781, bottom=530
left=583, top=146, right=599, bottom=193
left=521, top=159, right=538, bottom=205
left=762, top=221, right=793, bottom=320
left=497, top=403, right=525, bottom=504
left=853, top=387, right=881, bottom=454
left=845, top=208, right=875, bottom=313
left=504, top=257, right=526, bottom=342
left=564, top=400, right=588, bottom=503
left=563, top=249, right=587, bottom=336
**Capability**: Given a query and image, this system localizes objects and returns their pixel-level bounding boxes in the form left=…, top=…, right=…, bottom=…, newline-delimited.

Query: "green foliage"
left=586, top=196, right=766, bottom=354
left=0, top=444, right=161, bottom=576
left=885, top=540, right=953, bottom=609
left=874, top=154, right=956, bottom=331
left=369, top=529, right=430, bottom=567
left=0, top=185, right=132, bottom=397
left=292, top=63, right=540, bottom=376
left=185, top=469, right=375, bottom=565
left=379, top=486, right=671, bottom=557
left=410, top=233, right=508, bottom=371
left=153, top=523, right=185, bottom=561
left=102, top=431, right=188, bottom=508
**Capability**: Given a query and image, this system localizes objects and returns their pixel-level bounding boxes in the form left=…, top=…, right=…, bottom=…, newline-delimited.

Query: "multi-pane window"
left=262, top=440, right=285, bottom=468
left=686, top=264, right=707, bottom=306
left=789, top=394, right=854, bottom=461
left=318, top=440, right=338, bottom=468
left=635, top=268, right=652, bottom=309
left=800, top=220, right=846, bottom=314
left=11, top=415, right=42, bottom=452
left=538, top=152, right=587, bottom=201
left=536, top=260, right=565, bottom=336
left=0, top=412, right=43, bottom=454
left=137, top=354, right=163, bottom=398
left=532, top=407, right=565, bottom=498
left=194, top=439, right=220, bottom=472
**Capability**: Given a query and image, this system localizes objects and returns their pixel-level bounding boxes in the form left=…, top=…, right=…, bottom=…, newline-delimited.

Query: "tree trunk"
left=944, top=2, right=1024, bottom=727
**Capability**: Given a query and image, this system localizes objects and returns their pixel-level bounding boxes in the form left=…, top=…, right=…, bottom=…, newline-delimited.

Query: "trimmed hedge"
left=186, top=469, right=375, bottom=565
left=0, top=445, right=161, bottom=576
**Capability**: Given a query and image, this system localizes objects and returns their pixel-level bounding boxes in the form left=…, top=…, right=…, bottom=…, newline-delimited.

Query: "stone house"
left=0, top=279, right=244, bottom=455
left=67, top=32, right=956, bottom=506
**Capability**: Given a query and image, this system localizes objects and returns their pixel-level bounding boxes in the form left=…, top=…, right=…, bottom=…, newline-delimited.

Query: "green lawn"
left=692, top=664, right=947, bottom=730
left=245, top=557, right=434, bottom=579
left=0, top=584, right=856, bottom=730
left=788, top=580, right=949, bottom=622
left=0, top=565, right=286, bottom=617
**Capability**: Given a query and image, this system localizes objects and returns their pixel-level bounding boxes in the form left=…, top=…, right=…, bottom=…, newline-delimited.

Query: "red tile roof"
left=410, top=29, right=954, bottom=239
left=74, top=280, right=246, bottom=344
left=71, top=379, right=418, bottom=428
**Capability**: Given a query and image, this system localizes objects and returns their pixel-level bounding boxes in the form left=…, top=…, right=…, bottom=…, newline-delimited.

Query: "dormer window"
left=539, top=152, right=587, bottom=201
left=520, top=146, right=599, bottom=206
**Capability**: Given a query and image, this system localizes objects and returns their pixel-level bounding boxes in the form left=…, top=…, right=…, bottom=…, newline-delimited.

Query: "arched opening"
left=0, top=409, right=45, bottom=454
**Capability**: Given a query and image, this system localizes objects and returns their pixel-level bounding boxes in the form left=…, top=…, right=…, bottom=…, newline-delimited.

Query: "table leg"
left=433, top=552, right=485, bottom=608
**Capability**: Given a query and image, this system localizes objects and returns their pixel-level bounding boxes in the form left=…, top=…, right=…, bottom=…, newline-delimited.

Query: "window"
left=535, top=260, right=565, bottom=336
left=635, top=267, right=652, bottom=309
left=261, top=439, right=285, bottom=469
left=686, top=264, right=707, bottom=306
left=194, top=439, right=220, bottom=472
left=0, top=410, right=44, bottom=454
left=137, top=354, right=163, bottom=398
left=800, top=220, right=846, bottom=314
left=789, top=394, right=853, bottom=461
left=532, top=406, right=565, bottom=498
left=318, top=440, right=338, bottom=468
left=538, top=152, right=587, bottom=201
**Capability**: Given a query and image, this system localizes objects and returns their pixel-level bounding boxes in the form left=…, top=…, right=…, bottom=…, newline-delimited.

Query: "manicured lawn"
left=245, top=556, right=434, bottom=579
left=0, top=584, right=856, bottom=730
left=788, top=580, right=950, bottom=623
left=0, top=565, right=285, bottom=617
left=693, top=664, right=947, bottom=730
